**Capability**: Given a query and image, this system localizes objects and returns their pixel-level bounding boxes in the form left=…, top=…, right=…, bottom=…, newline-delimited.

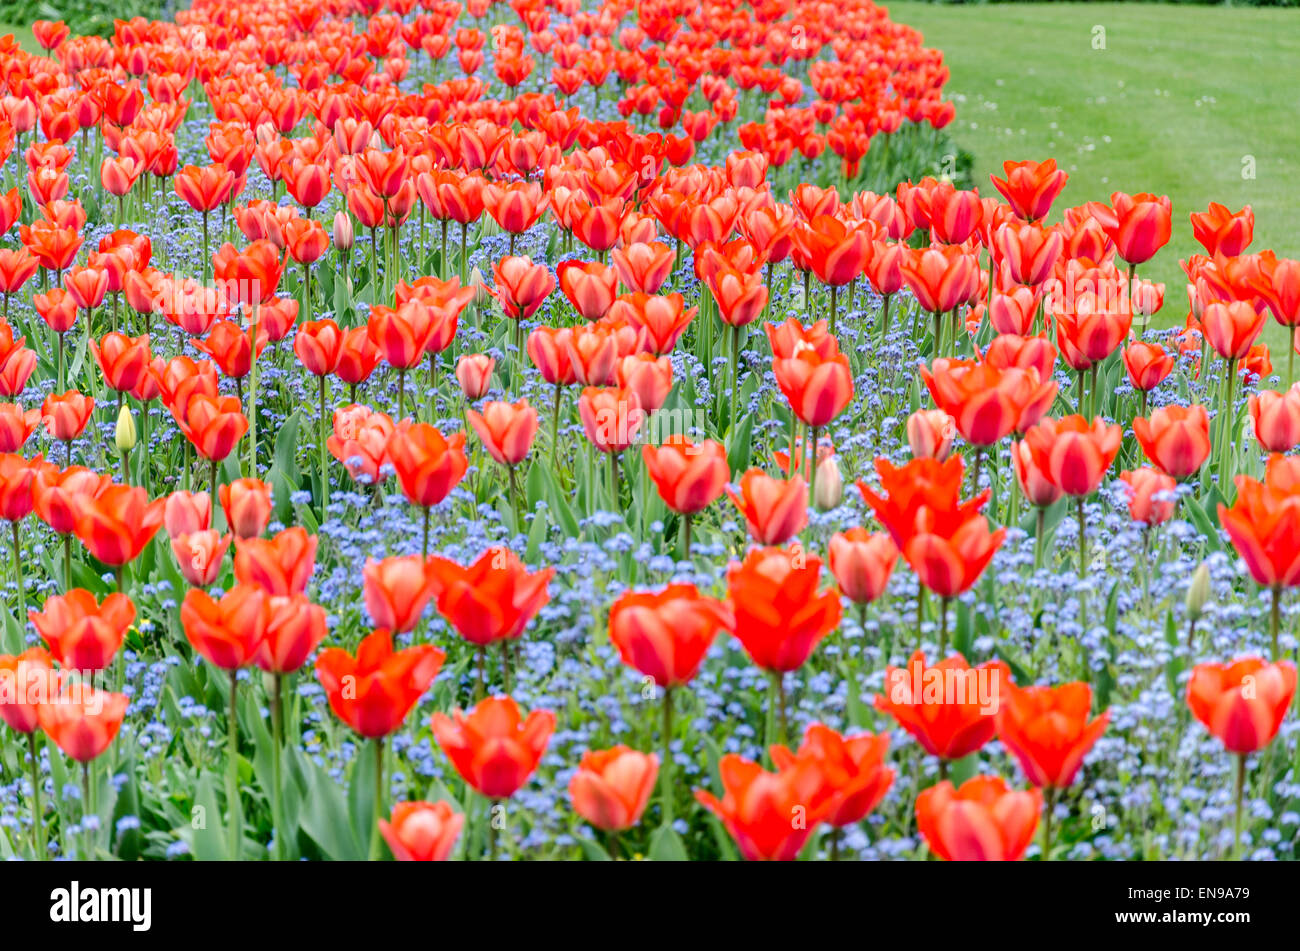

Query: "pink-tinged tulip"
left=1133, top=405, right=1212, bottom=479
left=827, top=528, right=898, bottom=605
left=569, top=746, right=659, bottom=832
left=906, top=409, right=956, bottom=462
left=379, top=801, right=464, bottom=862
left=727, top=469, right=808, bottom=545
left=466, top=399, right=538, bottom=467
left=1249, top=387, right=1300, bottom=453
left=642, top=436, right=729, bottom=514
left=915, top=775, right=1041, bottom=861
left=1119, top=468, right=1177, bottom=526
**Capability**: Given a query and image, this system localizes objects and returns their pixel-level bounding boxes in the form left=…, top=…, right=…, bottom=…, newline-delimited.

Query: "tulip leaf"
left=648, top=823, right=689, bottom=862
left=577, top=836, right=612, bottom=862
left=298, top=759, right=364, bottom=861
left=725, top=411, right=753, bottom=476
left=187, top=771, right=228, bottom=862
left=1181, top=494, right=1223, bottom=552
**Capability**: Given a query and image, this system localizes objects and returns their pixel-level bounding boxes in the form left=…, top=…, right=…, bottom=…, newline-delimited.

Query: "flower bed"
left=0, top=0, right=1294, bottom=863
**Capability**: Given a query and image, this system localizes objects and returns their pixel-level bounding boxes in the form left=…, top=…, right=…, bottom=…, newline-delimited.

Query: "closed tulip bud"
left=115, top=403, right=136, bottom=452
left=332, top=211, right=353, bottom=252
left=814, top=454, right=842, bottom=510
left=1186, top=562, right=1211, bottom=621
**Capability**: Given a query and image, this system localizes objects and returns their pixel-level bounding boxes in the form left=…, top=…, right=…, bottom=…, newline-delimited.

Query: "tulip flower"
left=876, top=651, right=1009, bottom=766
left=29, top=586, right=133, bottom=675
left=608, top=582, right=733, bottom=825
left=1132, top=405, right=1211, bottom=479
left=727, top=545, right=841, bottom=741
left=217, top=478, right=272, bottom=539
left=1119, top=467, right=1177, bottom=527
left=362, top=555, right=440, bottom=635
left=1248, top=387, right=1300, bottom=453
left=315, top=628, right=445, bottom=740
left=827, top=528, right=899, bottom=611
left=694, top=752, right=838, bottom=861
left=426, top=547, right=554, bottom=690
left=327, top=404, right=395, bottom=486
left=1187, top=657, right=1296, bottom=856
left=642, top=436, right=729, bottom=553
left=990, top=159, right=1069, bottom=222
left=233, top=526, right=317, bottom=596
left=1122, top=341, right=1175, bottom=415
left=727, top=469, right=808, bottom=545
left=385, top=422, right=468, bottom=552
left=770, top=724, right=895, bottom=850
left=915, top=775, right=1041, bottom=861
left=920, top=359, right=1056, bottom=452
left=431, top=696, right=555, bottom=824
left=466, top=400, right=538, bottom=513
left=569, top=746, right=659, bottom=835
left=906, top=409, right=956, bottom=462
left=379, top=801, right=465, bottom=862
left=1022, top=415, right=1121, bottom=578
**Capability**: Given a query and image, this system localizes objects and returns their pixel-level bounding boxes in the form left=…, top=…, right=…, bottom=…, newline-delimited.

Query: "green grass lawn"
left=888, top=1, right=1300, bottom=360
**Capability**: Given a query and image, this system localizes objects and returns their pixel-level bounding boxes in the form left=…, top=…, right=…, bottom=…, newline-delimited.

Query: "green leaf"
left=578, top=836, right=613, bottom=861
left=726, top=410, right=753, bottom=476
left=298, top=759, right=364, bottom=861
left=189, top=771, right=228, bottom=861
left=648, top=823, right=688, bottom=861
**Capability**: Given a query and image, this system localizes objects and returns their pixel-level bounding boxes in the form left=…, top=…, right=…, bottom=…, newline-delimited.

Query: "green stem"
left=319, top=374, right=330, bottom=516
left=272, top=673, right=283, bottom=861
left=1270, top=585, right=1281, bottom=662
left=227, top=669, right=239, bottom=860
left=1233, top=753, right=1246, bottom=860
left=660, top=688, right=674, bottom=828
left=370, top=737, right=385, bottom=861
left=1041, top=786, right=1058, bottom=861
left=28, top=731, right=43, bottom=860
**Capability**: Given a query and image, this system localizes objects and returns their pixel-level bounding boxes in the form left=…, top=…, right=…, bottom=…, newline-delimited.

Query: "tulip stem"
left=370, top=737, right=385, bottom=861
left=397, top=367, right=406, bottom=420
left=1034, top=507, right=1045, bottom=574
left=878, top=293, right=892, bottom=344
left=608, top=451, right=620, bottom=507
left=227, top=669, right=239, bottom=860
left=1076, top=497, right=1087, bottom=581
left=422, top=506, right=431, bottom=558
left=81, top=763, right=93, bottom=857
left=938, top=597, right=950, bottom=655
left=247, top=303, right=260, bottom=478
left=501, top=640, right=512, bottom=694
left=931, top=309, right=941, bottom=358
left=808, top=426, right=821, bottom=504
left=1041, top=786, right=1057, bottom=861
left=28, top=731, right=43, bottom=860
left=62, top=534, right=72, bottom=592
left=772, top=671, right=788, bottom=745
left=10, top=520, right=23, bottom=617
left=1233, top=753, right=1246, bottom=860
left=728, top=323, right=739, bottom=431
left=679, top=511, right=692, bottom=560
left=549, top=384, right=562, bottom=468
left=1270, top=585, right=1281, bottom=662
left=319, top=374, right=330, bottom=516
left=475, top=646, right=486, bottom=701
left=660, top=687, right=674, bottom=829
left=272, top=672, right=284, bottom=861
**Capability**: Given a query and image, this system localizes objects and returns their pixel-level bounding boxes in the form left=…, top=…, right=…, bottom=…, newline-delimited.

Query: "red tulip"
left=694, top=752, right=837, bottom=861
left=569, top=746, right=659, bottom=832
left=770, top=724, right=895, bottom=827
left=379, top=801, right=464, bottom=862
left=1133, top=405, right=1211, bottom=479
left=316, top=628, right=445, bottom=738
left=38, top=687, right=129, bottom=763
left=607, top=583, right=734, bottom=688
left=876, top=651, right=1009, bottom=760
left=180, top=584, right=269, bottom=670
left=996, top=682, right=1109, bottom=788
left=916, top=775, right=1041, bottom=861
left=827, top=528, right=898, bottom=605
left=466, top=399, right=539, bottom=467
left=426, top=547, right=554, bottom=646
left=218, top=478, right=272, bottom=539
left=73, top=484, right=164, bottom=566
left=1187, top=657, right=1296, bottom=754
left=1022, top=415, right=1122, bottom=497
left=727, top=469, right=807, bottom=545
left=29, top=589, right=135, bottom=672
left=642, top=436, right=729, bottom=514
left=726, top=546, right=841, bottom=673
left=430, top=696, right=555, bottom=798
left=363, top=555, right=441, bottom=634
left=233, top=526, right=317, bottom=596
left=1119, top=467, right=1177, bottom=526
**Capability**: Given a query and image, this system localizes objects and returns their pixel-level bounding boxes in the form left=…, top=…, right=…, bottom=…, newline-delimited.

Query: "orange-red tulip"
left=1132, top=405, right=1211, bottom=479
left=431, top=696, right=555, bottom=798
left=569, top=746, right=659, bottom=832
left=607, top=583, right=733, bottom=688
left=316, top=628, right=445, bottom=738
left=915, top=775, right=1041, bottom=861
left=996, top=681, right=1109, bottom=788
